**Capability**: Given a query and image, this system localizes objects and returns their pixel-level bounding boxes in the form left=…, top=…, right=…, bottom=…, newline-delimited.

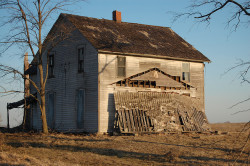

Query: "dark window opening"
left=179, top=116, right=184, bottom=125
left=151, top=81, right=156, bottom=87
left=49, top=54, right=54, bottom=78
left=78, top=47, right=84, bottom=72
left=117, top=56, right=126, bottom=77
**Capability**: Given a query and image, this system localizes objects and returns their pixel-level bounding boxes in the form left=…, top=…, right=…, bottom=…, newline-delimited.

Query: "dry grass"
left=0, top=123, right=249, bottom=166
left=211, top=123, right=249, bottom=132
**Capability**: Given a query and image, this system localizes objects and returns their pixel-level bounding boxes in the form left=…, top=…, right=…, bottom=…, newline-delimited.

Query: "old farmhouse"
left=14, top=11, right=211, bottom=133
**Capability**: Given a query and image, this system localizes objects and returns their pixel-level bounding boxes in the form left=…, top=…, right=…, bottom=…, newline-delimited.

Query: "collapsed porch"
left=113, top=91, right=210, bottom=134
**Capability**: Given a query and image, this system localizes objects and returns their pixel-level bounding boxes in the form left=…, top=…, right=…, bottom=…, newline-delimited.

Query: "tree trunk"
left=40, top=91, right=48, bottom=134
left=38, top=63, right=49, bottom=134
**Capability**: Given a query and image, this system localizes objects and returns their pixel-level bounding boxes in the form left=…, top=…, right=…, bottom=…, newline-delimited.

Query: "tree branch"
left=0, top=64, right=40, bottom=95
left=229, top=97, right=250, bottom=109
left=172, top=0, right=250, bottom=31
left=194, top=0, right=230, bottom=19
left=16, top=0, right=36, bottom=57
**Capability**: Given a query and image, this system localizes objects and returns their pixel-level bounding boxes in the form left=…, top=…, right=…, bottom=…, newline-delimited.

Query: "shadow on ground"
left=7, top=141, right=248, bottom=165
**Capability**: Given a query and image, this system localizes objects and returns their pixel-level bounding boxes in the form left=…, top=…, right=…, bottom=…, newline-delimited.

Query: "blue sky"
left=0, top=0, right=249, bottom=127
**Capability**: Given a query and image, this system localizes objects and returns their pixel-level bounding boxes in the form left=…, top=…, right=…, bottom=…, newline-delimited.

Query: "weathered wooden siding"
left=32, top=25, right=98, bottom=132
left=30, top=72, right=42, bottom=130
left=190, top=63, right=205, bottom=111
left=98, top=53, right=205, bottom=132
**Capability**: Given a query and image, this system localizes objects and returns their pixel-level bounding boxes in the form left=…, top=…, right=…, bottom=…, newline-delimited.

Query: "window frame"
left=48, top=53, right=55, bottom=78
left=77, top=46, right=85, bottom=73
left=117, top=56, right=126, bottom=77
left=181, top=62, right=190, bottom=82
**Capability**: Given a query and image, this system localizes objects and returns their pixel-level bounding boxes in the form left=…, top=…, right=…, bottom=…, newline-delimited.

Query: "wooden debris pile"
left=113, top=109, right=154, bottom=133
left=114, top=91, right=210, bottom=133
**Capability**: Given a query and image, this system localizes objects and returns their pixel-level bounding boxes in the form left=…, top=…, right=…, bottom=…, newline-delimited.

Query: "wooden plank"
left=199, top=112, right=205, bottom=125
left=196, top=111, right=203, bottom=127
left=133, top=109, right=139, bottom=132
left=137, top=110, right=142, bottom=132
left=142, top=111, right=148, bottom=131
left=136, top=109, right=142, bottom=132
left=125, top=109, right=131, bottom=132
left=192, top=109, right=203, bottom=131
left=139, top=110, right=146, bottom=132
left=113, top=111, right=119, bottom=131
left=135, top=109, right=140, bottom=132
left=118, top=112, right=124, bottom=132
left=140, top=110, right=145, bottom=132
left=121, top=109, right=128, bottom=132
left=117, top=110, right=121, bottom=131
left=144, top=111, right=151, bottom=131
left=129, top=109, right=135, bottom=132
left=117, top=110, right=123, bottom=132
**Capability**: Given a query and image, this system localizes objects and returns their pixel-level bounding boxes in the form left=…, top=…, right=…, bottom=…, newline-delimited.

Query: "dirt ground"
left=0, top=123, right=249, bottom=166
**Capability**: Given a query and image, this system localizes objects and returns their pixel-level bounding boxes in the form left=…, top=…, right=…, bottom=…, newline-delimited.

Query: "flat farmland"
left=0, top=123, right=249, bottom=165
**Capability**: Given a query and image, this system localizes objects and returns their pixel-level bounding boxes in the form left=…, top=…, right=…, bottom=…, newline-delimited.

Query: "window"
left=48, top=54, right=54, bottom=78
left=182, top=62, right=190, bottom=82
left=117, top=56, right=126, bottom=77
left=77, top=89, right=85, bottom=128
left=78, top=47, right=84, bottom=72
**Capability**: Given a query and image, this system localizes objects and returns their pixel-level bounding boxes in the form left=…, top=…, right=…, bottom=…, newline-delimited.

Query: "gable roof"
left=62, top=13, right=210, bottom=62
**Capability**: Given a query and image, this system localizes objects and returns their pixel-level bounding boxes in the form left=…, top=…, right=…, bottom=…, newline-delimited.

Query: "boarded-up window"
left=77, top=89, right=85, bottom=128
left=48, top=54, right=54, bottom=78
left=78, top=47, right=84, bottom=72
left=48, top=92, right=55, bottom=129
left=182, top=63, right=190, bottom=82
left=117, top=56, right=126, bottom=77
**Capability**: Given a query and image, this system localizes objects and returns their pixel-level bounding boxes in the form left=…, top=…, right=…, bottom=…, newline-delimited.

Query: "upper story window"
left=48, top=54, right=54, bottom=78
left=182, top=62, right=190, bottom=82
left=78, top=47, right=85, bottom=72
left=117, top=56, right=126, bottom=77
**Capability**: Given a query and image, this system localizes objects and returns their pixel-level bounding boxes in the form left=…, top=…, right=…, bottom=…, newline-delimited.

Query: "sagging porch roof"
left=112, top=68, right=193, bottom=89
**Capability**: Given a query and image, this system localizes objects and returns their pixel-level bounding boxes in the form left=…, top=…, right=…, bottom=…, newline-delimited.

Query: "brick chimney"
left=113, top=10, right=121, bottom=23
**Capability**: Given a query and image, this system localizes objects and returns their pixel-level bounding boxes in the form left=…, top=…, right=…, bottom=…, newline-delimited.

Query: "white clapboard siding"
left=31, top=28, right=98, bottom=132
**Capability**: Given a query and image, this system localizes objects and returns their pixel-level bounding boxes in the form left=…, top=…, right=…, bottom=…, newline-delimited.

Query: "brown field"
left=0, top=123, right=249, bottom=166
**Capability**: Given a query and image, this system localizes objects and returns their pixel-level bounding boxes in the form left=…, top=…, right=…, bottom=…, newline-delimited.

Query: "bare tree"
left=0, top=0, right=84, bottom=134
left=173, top=0, right=250, bottom=31
left=173, top=1, right=250, bottom=160
left=225, top=60, right=250, bottom=114
left=173, top=0, right=250, bottom=97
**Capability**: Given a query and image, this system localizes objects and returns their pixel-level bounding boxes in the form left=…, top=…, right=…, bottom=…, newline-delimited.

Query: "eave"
left=98, top=50, right=211, bottom=63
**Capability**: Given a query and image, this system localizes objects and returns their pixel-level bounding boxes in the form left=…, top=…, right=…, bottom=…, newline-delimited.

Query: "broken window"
left=78, top=47, right=84, bottom=72
left=48, top=54, right=54, bottom=78
left=182, top=62, right=190, bottom=82
left=77, top=89, right=85, bottom=128
left=117, top=56, right=126, bottom=77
